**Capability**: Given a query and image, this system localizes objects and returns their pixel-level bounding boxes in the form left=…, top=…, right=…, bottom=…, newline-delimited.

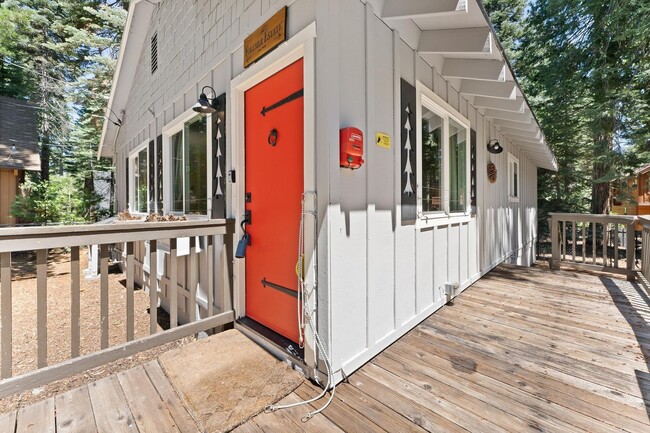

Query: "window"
left=129, top=145, right=149, bottom=213
left=508, top=153, right=519, bottom=202
left=417, top=83, right=471, bottom=223
left=168, top=115, right=208, bottom=214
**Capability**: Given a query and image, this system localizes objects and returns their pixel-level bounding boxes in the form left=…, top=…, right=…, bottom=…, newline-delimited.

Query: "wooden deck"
left=2, top=263, right=650, bottom=432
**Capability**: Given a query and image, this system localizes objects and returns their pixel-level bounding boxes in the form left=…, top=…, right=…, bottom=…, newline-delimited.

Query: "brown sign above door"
left=243, top=7, right=287, bottom=68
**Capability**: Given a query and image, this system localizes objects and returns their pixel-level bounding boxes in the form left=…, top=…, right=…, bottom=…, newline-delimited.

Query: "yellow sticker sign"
left=376, top=132, right=391, bottom=149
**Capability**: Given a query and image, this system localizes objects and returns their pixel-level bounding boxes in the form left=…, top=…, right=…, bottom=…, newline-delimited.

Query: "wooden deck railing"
left=0, top=219, right=235, bottom=398
left=549, top=213, right=637, bottom=281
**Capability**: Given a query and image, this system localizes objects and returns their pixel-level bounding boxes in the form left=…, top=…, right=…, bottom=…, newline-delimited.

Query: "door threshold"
left=235, top=317, right=308, bottom=377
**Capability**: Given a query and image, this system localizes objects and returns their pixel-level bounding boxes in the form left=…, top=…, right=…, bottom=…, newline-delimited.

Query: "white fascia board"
left=98, top=0, right=158, bottom=159
left=460, top=80, right=516, bottom=99
left=473, top=96, right=525, bottom=112
left=442, top=59, right=505, bottom=81
left=485, top=108, right=533, bottom=123
left=419, top=27, right=492, bottom=54
left=382, top=0, right=467, bottom=20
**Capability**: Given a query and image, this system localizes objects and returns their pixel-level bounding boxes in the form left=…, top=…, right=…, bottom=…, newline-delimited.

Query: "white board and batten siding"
left=323, top=0, right=539, bottom=381
left=111, top=0, right=540, bottom=384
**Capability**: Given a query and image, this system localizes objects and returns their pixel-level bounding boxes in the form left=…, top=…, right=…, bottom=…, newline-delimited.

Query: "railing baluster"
left=626, top=222, right=635, bottom=282
left=126, top=242, right=134, bottom=341
left=582, top=223, right=586, bottom=263
left=149, top=240, right=158, bottom=335
left=70, top=247, right=80, bottom=359
left=614, top=223, right=619, bottom=268
left=1, top=252, right=12, bottom=379
left=592, top=222, right=596, bottom=264
left=188, top=237, right=197, bottom=323
left=603, top=223, right=609, bottom=266
left=207, top=236, right=214, bottom=317
left=572, top=221, right=576, bottom=262
left=100, top=244, right=109, bottom=349
left=562, top=221, right=566, bottom=260
left=169, top=239, right=178, bottom=328
left=37, top=249, right=47, bottom=368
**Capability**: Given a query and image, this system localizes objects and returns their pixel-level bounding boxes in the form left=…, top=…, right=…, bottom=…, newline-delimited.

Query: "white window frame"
left=161, top=107, right=212, bottom=217
left=128, top=141, right=150, bottom=214
left=508, top=153, right=520, bottom=202
left=416, top=81, right=472, bottom=228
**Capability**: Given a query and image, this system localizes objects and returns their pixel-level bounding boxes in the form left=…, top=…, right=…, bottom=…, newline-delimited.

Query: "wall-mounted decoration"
left=212, top=93, right=227, bottom=219
left=470, top=129, right=477, bottom=214
left=487, top=161, right=497, bottom=184
left=243, top=7, right=287, bottom=68
left=401, top=79, right=417, bottom=222
left=148, top=139, right=155, bottom=211
left=156, top=135, right=163, bottom=213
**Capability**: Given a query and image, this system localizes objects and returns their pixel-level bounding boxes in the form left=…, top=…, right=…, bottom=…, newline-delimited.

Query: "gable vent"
left=151, top=33, right=158, bottom=74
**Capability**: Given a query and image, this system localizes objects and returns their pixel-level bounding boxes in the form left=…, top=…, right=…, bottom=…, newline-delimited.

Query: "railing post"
left=169, top=238, right=178, bottom=329
left=550, top=215, right=560, bottom=270
left=626, top=221, right=636, bottom=282
left=1, top=252, right=12, bottom=379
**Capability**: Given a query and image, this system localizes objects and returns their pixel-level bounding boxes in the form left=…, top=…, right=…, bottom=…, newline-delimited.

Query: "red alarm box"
left=340, top=127, right=364, bottom=169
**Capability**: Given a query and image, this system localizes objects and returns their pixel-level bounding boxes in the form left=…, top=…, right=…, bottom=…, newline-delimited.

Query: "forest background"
left=1, top=0, right=649, bottom=228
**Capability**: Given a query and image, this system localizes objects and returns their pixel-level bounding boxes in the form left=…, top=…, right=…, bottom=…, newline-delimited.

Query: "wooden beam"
left=498, top=127, right=542, bottom=140
left=492, top=119, right=537, bottom=131
left=484, top=108, right=533, bottom=122
left=419, top=27, right=492, bottom=54
left=508, top=134, right=544, bottom=145
left=0, top=310, right=234, bottom=399
left=442, top=59, right=505, bottom=81
left=382, top=0, right=467, bottom=20
left=460, top=80, right=516, bottom=99
left=473, top=96, right=525, bottom=112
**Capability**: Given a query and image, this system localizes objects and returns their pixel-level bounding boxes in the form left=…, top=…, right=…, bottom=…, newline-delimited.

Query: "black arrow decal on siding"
left=260, top=88, right=304, bottom=116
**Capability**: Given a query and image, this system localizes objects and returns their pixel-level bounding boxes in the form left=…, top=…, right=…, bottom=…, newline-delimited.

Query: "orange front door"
left=244, top=58, right=304, bottom=343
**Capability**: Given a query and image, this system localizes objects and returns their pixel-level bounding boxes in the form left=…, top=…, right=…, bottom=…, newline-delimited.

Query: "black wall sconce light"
left=487, top=139, right=503, bottom=154
left=193, top=86, right=222, bottom=114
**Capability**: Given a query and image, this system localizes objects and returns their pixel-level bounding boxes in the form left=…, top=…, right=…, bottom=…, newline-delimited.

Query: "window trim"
left=508, top=152, right=520, bottom=202
left=415, top=81, right=472, bottom=228
left=128, top=141, right=150, bottom=215
left=161, top=107, right=212, bottom=216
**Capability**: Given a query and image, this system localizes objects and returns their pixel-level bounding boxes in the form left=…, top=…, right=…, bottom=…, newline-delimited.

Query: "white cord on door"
left=266, top=192, right=336, bottom=421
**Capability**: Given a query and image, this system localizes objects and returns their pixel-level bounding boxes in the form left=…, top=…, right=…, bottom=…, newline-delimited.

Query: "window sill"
left=508, top=197, right=520, bottom=203
left=416, top=212, right=474, bottom=229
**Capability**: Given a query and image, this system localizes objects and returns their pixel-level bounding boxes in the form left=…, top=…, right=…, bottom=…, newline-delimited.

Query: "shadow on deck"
left=2, top=263, right=650, bottom=432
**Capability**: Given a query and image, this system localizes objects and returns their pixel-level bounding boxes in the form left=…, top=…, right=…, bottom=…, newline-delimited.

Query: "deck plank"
left=55, top=385, right=98, bottom=433
left=0, top=410, right=16, bottom=433
left=267, top=392, right=346, bottom=433
left=16, top=397, right=55, bottom=433
left=87, top=375, right=138, bottom=433
left=142, top=360, right=199, bottom=433
left=118, top=365, right=180, bottom=433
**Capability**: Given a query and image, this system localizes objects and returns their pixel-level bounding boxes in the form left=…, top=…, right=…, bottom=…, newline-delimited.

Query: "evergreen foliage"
left=485, top=0, right=650, bottom=226
left=0, top=0, right=126, bottom=224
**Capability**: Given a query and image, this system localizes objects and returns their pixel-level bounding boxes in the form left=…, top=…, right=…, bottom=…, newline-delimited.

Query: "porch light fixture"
left=193, top=86, right=221, bottom=114
left=487, top=139, right=503, bottom=154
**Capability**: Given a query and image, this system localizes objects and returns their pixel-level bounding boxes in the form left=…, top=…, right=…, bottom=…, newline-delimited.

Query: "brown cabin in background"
left=0, top=96, right=41, bottom=226
left=611, top=163, right=650, bottom=221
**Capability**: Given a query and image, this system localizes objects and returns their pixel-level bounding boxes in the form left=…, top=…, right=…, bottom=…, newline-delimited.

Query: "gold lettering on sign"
left=243, top=7, right=287, bottom=68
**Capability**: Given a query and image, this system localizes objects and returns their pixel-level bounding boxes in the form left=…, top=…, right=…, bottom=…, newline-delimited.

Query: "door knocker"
left=268, top=128, right=278, bottom=146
